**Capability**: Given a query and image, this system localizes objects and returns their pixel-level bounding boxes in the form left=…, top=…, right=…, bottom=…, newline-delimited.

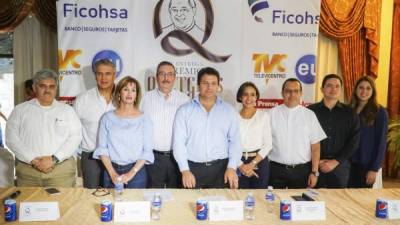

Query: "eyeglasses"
left=158, top=72, right=175, bottom=77
left=92, top=188, right=110, bottom=197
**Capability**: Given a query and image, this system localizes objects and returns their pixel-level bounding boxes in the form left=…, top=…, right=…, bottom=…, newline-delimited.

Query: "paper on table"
left=19, top=202, right=60, bottom=222
left=143, top=189, right=174, bottom=201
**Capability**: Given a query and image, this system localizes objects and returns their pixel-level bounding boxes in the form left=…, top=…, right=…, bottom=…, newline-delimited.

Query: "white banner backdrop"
left=57, top=0, right=320, bottom=107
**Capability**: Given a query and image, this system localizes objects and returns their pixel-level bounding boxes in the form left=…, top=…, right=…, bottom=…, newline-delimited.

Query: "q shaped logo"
left=153, top=0, right=231, bottom=63
left=92, top=50, right=123, bottom=78
left=295, top=54, right=316, bottom=84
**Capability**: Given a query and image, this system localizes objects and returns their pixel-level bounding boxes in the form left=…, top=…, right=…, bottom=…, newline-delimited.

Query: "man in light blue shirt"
left=173, top=67, right=241, bottom=189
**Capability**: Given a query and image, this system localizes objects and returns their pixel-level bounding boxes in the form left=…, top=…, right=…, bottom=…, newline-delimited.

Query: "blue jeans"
left=103, top=162, right=147, bottom=188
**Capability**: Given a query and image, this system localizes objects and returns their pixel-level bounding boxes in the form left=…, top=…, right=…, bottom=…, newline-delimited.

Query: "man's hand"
left=307, top=173, right=318, bottom=188
left=366, top=170, right=377, bottom=186
left=32, top=156, right=55, bottom=173
left=224, top=168, right=238, bottom=189
left=239, top=164, right=259, bottom=178
left=319, top=159, right=339, bottom=173
left=182, top=170, right=196, bottom=188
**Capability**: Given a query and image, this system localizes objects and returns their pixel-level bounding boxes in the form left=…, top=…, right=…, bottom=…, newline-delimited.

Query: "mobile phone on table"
left=44, top=188, right=61, bottom=195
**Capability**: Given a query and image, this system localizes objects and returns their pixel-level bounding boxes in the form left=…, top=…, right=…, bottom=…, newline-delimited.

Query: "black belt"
left=242, top=149, right=260, bottom=159
left=189, top=158, right=227, bottom=167
left=270, top=161, right=310, bottom=169
left=111, top=162, right=135, bottom=170
left=153, top=150, right=172, bottom=157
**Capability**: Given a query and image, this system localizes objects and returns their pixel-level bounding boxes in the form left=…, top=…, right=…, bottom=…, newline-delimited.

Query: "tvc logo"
left=58, top=49, right=82, bottom=70
left=252, top=53, right=287, bottom=73
left=92, top=50, right=123, bottom=78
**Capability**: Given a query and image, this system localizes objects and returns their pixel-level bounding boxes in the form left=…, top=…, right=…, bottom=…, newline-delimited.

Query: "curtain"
left=385, top=0, right=400, bottom=178
left=316, top=33, right=345, bottom=102
left=319, top=0, right=381, bottom=101
left=13, top=16, right=57, bottom=104
left=0, top=0, right=56, bottom=34
left=0, top=0, right=34, bottom=33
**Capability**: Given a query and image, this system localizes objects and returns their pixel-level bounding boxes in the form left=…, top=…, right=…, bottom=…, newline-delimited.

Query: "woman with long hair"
left=236, top=82, right=272, bottom=188
left=93, top=76, right=154, bottom=188
left=348, top=76, right=388, bottom=188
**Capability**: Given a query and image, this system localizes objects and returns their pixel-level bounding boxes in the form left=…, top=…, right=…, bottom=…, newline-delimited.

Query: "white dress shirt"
left=239, top=110, right=272, bottom=158
left=141, top=88, right=190, bottom=151
left=73, top=87, right=115, bottom=152
left=6, top=99, right=82, bottom=163
left=268, top=104, right=326, bottom=165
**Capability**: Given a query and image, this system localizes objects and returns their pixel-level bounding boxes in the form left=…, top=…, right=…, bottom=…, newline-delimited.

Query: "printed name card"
left=19, top=202, right=60, bottom=222
left=291, top=201, right=326, bottom=221
left=387, top=200, right=400, bottom=219
left=114, top=201, right=150, bottom=222
left=208, top=200, right=244, bottom=221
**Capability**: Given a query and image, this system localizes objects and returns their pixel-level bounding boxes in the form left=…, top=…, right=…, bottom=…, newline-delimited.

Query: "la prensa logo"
left=248, top=0, right=269, bottom=22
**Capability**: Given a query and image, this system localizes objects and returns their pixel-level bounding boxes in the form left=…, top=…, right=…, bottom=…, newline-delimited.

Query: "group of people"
left=4, top=59, right=388, bottom=190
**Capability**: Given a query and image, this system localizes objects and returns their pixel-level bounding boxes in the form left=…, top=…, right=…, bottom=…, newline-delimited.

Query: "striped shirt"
left=141, top=88, right=190, bottom=151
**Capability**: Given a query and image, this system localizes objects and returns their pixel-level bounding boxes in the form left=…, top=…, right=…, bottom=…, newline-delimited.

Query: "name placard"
left=114, top=201, right=150, bottom=222
left=208, top=200, right=244, bottom=221
left=291, top=201, right=326, bottom=221
left=19, top=202, right=60, bottom=222
left=387, top=200, right=400, bottom=220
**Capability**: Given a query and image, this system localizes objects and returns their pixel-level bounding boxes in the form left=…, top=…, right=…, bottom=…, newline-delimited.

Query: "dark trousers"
left=81, top=151, right=103, bottom=189
left=189, top=158, right=228, bottom=189
left=317, top=160, right=350, bottom=188
left=146, top=151, right=181, bottom=188
left=103, top=162, right=147, bottom=189
left=348, top=163, right=373, bottom=188
left=239, top=156, right=269, bottom=189
left=269, top=161, right=311, bottom=189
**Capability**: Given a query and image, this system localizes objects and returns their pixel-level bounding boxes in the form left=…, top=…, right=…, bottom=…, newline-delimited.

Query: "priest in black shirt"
left=308, top=74, right=360, bottom=188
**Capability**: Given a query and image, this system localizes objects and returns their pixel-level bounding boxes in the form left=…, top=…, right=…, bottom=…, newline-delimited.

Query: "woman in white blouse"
left=237, top=82, right=272, bottom=188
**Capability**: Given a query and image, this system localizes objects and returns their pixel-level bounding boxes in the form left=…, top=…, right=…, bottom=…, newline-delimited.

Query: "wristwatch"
left=51, top=155, right=59, bottom=164
left=311, top=170, right=319, bottom=177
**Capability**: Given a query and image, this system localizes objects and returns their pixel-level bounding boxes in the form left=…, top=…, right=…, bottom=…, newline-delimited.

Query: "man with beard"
left=141, top=61, right=190, bottom=188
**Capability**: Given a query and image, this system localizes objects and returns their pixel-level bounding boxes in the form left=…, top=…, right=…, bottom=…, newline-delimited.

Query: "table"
left=1, top=188, right=400, bottom=224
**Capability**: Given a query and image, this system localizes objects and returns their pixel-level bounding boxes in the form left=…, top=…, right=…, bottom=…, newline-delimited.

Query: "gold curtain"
left=385, top=0, right=400, bottom=178
left=388, top=0, right=400, bottom=119
left=319, top=0, right=381, bottom=101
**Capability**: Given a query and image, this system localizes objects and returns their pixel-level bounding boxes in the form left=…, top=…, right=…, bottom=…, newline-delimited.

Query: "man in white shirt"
left=74, top=59, right=116, bottom=188
left=141, top=61, right=190, bottom=188
left=6, top=69, right=82, bottom=187
left=269, top=78, right=326, bottom=189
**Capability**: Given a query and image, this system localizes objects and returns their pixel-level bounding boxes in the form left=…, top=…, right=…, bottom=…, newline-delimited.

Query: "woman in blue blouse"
left=348, top=76, right=388, bottom=188
left=94, top=76, right=154, bottom=188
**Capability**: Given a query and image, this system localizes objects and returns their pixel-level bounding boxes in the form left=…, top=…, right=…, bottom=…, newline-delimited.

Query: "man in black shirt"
left=308, top=74, right=360, bottom=188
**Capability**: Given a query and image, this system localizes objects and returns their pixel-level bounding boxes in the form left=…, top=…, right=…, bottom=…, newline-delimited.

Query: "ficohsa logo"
left=295, top=54, right=315, bottom=84
left=92, top=50, right=123, bottom=77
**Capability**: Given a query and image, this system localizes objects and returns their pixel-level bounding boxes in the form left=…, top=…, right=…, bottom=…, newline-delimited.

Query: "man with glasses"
left=141, top=61, right=189, bottom=188
left=6, top=69, right=82, bottom=187
left=268, top=78, right=326, bottom=189
left=74, top=59, right=116, bottom=189
left=173, top=67, right=241, bottom=189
